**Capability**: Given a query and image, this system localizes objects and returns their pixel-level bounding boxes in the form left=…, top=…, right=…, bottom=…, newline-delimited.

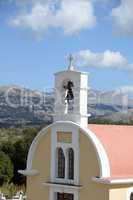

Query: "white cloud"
left=9, top=0, right=96, bottom=35
left=112, top=0, right=133, bottom=35
left=120, top=86, right=133, bottom=95
left=76, top=49, right=133, bottom=70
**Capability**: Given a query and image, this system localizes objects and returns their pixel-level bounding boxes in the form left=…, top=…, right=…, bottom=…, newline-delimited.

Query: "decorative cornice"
left=92, top=177, right=133, bottom=185
left=43, top=181, right=83, bottom=190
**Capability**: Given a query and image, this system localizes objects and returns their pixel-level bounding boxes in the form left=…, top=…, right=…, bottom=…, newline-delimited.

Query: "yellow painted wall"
left=27, top=128, right=51, bottom=200
left=79, top=130, right=109, bottom=200
left=109, top=187, right=127, bottom=200
left=109, top=185, right=133, bottom=200
left=57, top=131, right=72, bottom=143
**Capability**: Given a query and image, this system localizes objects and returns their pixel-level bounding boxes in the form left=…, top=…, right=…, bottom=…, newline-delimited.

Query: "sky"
left=0, top=0, right=133, bottom=94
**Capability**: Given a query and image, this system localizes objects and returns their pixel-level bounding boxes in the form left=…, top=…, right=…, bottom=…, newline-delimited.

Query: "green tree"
left=0, top=151, right=13, bottom=186
left=0, top=127, right=38, bottom=185
left=12, top=139, right=27, bottom=185
left=12, top=128, right=38, bottom=185
left=23, top=127, right=38, bottom=153
left=0, top=141, right=15, bottom=160
left=0, top=140, right=26, bottom=185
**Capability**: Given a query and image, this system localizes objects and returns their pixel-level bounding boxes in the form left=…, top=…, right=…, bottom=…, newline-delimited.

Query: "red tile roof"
left=88, top=124, right=133, bottom=178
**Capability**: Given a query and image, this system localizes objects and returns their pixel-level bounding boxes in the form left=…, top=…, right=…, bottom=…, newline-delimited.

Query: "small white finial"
left=68, top=54, right=75, bottom=71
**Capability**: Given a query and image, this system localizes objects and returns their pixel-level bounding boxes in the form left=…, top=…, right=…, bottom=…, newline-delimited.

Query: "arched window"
left=57, top=148, right=65, bottom=178
left=130, top=193, right=133, bottom=200
left=68, top=148, right=74, bottom=180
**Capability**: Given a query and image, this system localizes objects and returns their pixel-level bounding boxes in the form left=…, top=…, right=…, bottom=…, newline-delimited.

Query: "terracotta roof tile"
left=88, top=124, right=133, bottom=178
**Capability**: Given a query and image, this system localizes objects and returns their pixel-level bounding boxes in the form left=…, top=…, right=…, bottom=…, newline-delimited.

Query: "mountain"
left=0, top=85, right=54, bottom=127
left=0, top=85, right=132, bottom=127
left=88, top=89, right=133, bottom=123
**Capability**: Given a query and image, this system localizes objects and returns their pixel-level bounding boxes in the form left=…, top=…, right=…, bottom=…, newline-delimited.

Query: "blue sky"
left=0, top=0, right=133, bottom=92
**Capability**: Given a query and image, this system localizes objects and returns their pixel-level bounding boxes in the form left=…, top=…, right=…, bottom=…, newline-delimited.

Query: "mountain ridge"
left=0, top=85, right=132, bottom=127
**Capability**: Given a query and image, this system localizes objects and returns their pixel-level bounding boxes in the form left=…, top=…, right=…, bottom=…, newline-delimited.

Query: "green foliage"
left=0, top=151, right=13, bottom=186
left=88, top=118, right=133, bottom=125
left=0, top=128, right=23, bottom=144
left=0, top=126, right=38, bottom=186
left=12, top=139, right=27, bottom=185
left=0, top=141, right=15, bottom=160
left=23, top=127, right=38, bottom=151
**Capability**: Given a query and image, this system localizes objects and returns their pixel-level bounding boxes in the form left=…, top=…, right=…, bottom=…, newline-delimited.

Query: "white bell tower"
left=54, top=55, right=88, bottom=127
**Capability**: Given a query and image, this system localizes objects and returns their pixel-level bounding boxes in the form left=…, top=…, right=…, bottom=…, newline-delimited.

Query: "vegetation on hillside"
left=88, top=118, right=133, bottom=125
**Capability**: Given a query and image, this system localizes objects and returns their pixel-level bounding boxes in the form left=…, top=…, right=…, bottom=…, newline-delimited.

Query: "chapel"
left=19, top=57, right=133, bottom=200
